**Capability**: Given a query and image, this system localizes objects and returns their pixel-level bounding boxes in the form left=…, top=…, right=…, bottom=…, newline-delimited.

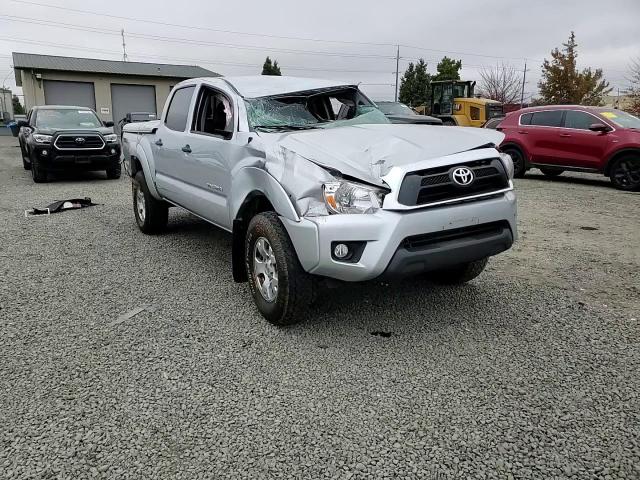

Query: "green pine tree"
left=434, top=57, right=462, bottom=81
left=399, top=59, right=431, bottom=107
left=262, top=56, right=282, bottom=76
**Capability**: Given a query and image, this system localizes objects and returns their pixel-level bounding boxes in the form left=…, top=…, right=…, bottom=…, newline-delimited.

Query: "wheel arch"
left=500, top=141, right=531, bottom=167
left=130, top=141, right=162, bottom=199
left=230, top=168, right=301, bottom=283
left=604, top=148, right=640, bottom=176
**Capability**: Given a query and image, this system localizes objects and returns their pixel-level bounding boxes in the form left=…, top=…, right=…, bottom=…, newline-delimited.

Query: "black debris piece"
left=25, top=197, right=97, bottom=216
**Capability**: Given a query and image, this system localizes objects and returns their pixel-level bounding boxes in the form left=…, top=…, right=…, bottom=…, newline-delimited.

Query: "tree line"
left=258, top=32, right=639, bottom=114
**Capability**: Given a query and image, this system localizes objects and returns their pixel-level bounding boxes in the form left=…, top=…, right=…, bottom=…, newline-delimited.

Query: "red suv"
left=498, top=106, right=640, bottom=191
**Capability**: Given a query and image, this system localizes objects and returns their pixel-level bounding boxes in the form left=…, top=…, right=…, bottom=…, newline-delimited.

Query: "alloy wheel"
left=253, top=237, right=278, bottom=302
left=612, top=159, right=640, bottom=189
left=135, top=186, right=146, bottom=222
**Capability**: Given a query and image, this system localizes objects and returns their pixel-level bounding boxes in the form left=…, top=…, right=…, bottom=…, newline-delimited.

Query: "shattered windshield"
left=377, top=102, right=416, bottom=116
left=245, top=87, right=390, bottom=131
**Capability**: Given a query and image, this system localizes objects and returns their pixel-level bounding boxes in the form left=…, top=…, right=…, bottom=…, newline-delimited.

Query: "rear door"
left=525, top=110, right=566, bottom=165
left=554, top=110, right=610, bottom=169
left=154, top=85, right=197, bottom=208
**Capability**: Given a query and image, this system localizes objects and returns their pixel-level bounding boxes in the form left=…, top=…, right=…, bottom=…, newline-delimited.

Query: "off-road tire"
left=443, top=120, right=456, bottom=126
left=245, top=212, right=313, bottom=326
left=540, top=167, right=564, bottom=177
left=609, top=155, right=640, bottom=191
left=106, top=162, right=122, bottom=180
left=132, top=171, right=168, bottom=234
left=503, top=147, right=526, bottom=178
left=432, top=258, right=489, bottom=285
left=21, top=143, right=31, bottom=170
left=30, top=154, right=47, bottom=183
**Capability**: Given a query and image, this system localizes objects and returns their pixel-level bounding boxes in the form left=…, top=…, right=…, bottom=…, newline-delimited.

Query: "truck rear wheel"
left=132, top=171, right=168, bottom=234
left=245, top=212, right=313, bottom=326
left=431, top=258, right=488, bottom=285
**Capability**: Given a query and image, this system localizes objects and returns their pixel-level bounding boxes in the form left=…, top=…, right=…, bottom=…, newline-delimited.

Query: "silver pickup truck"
left=122, top=76, right=517, bottom=326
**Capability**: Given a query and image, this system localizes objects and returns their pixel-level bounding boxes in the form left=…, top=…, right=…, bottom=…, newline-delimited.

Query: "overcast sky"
left=1, top=0, right=638, bottom=102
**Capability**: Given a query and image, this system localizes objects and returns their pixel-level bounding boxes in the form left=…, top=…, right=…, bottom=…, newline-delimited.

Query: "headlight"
left=499, top=152, right=514, bottom=179
left=104, top=133, right=118, bottom=143
left=323, top=180, right=386, bottom=214
left=33, top=134, right=52, bottom=144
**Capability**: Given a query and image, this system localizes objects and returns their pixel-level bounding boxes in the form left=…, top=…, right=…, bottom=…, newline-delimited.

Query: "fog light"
left=41, top=150, right=48, bottom=156
left=110, top=148, right=116, bottom=155
left=334, top=243, right=350, bottom=259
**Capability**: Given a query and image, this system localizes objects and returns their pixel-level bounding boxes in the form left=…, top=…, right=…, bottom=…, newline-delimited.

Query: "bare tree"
left=478, top=62, right=522, bottom=104
left=627, top=57, right=640, bottom=115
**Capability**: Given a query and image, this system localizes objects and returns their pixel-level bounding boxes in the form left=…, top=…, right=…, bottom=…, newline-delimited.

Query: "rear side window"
left=519, top=113, right=532, bottom=125
left=530, top=110, right=564, bottom=127
left=564, top=110, right=596, bottom=130
left=165, top=86, right=195, bottom=131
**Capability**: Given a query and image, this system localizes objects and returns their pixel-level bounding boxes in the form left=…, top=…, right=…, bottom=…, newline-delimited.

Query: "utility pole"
left=121, top=29, right=128, bottom=62
left=520, top=60, right=527, bottom=109
left=394, top=45, right=400, bottom=102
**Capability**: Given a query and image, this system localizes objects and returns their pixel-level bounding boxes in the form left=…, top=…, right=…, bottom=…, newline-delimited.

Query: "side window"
left=165, top=86, right=195, bottom=131
left=564, top=111, right=596, bottom=130
left=470, top=106, right=481, bottom=121
left=192, top=87, right=234, bottom=138
left=520, top=113, right=532, bottom=125
left=530, top=110, right=564, bottom=127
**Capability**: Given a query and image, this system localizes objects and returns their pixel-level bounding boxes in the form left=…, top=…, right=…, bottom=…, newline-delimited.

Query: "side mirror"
left=103, top=120, right=114, bottom=127
left=17, top=120, right=29, bottom=128
left=589, top=123, right=611, bottom=133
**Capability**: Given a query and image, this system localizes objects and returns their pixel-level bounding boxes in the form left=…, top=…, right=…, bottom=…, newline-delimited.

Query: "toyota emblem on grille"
left=75, top=137, right=86, bottom=144
left=451, top=167, right=474, bottom=186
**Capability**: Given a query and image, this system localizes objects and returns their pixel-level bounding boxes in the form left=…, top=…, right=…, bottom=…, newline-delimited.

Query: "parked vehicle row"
left=497, top=105, right=640, bottom=191
left=122, top=76, right=518, bottom=326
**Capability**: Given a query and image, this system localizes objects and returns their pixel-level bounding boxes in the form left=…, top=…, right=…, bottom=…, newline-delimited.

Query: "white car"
left=122, top=76, right=517, bottom=325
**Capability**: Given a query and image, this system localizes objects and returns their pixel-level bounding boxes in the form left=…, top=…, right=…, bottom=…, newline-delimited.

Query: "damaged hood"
left=258, top=124, right=504, bottom=186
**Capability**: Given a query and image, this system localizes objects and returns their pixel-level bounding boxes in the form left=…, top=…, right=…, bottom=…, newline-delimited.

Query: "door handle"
left=181, top=144, right=192, bottom=153
left=559, top=133, right=571, bottom=138
left=155, top=139, right=163, bottom=146
left=517, top=130, right=528, bottom=135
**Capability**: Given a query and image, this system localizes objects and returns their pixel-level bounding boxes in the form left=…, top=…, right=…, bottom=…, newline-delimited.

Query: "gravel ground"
left=0, top=136, right=638, bottom=479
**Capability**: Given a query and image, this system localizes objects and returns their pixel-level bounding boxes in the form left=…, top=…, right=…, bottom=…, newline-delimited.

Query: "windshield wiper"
left=253, top=124, right=320, bottom=131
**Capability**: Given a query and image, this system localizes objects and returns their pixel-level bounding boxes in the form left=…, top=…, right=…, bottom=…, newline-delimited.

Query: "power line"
left=0, top=37, right=394, bottom=74
left=0, top=15, right=397, bottom=60
left=7, top=0, right=398, bottom=48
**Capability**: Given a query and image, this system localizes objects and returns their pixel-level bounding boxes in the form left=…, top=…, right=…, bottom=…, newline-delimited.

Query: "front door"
left=181, top=85, right=239, bottom=230
left=554, top=110, right=610, bottom=170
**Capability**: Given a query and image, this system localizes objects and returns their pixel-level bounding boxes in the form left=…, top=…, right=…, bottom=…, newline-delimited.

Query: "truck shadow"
left=158, top=212, right=534, bottom=338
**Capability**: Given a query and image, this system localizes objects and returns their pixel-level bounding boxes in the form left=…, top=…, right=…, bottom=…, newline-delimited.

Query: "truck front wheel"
left=431, top=258, right=488, bottom=285
left=132, top=171, right=168, bottom=234
left=245, top=212, right=313, bottom=326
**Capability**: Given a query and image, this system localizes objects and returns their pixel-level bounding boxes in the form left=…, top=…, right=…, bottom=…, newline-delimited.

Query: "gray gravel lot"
left=0, top=136, right=638, bottom=479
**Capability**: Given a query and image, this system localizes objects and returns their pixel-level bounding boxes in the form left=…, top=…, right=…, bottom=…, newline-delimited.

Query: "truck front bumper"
left=281, top=191, right=517, bottom=282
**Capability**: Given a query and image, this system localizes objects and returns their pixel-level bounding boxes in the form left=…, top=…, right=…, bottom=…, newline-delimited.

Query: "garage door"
left=111, top=84, right=156, bottom=131
left=44, top=80, right=96, bottom=110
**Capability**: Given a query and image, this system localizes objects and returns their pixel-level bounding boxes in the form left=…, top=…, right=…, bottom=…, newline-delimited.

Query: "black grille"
left=55, top=134, right=104, bottom=150
left=403, top=221, right=511, bottom=252
left=397, top=158, right=509, bottom=206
